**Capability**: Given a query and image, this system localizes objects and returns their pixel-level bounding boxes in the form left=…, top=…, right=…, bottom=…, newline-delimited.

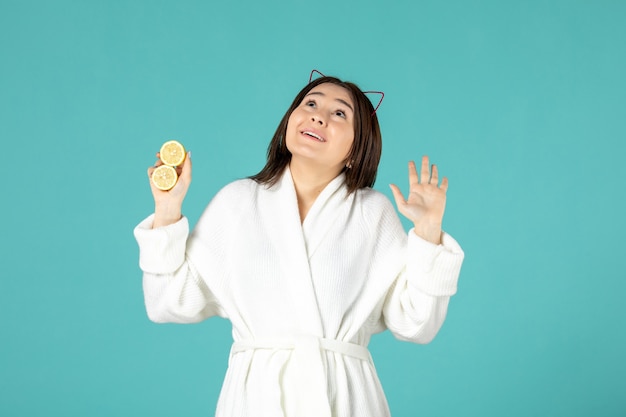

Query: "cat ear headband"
left=309, top=69, right=384, bottom=116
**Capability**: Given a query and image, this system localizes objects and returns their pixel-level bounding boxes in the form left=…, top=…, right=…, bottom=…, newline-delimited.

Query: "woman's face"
left=285, top=83, right=355, bottom=174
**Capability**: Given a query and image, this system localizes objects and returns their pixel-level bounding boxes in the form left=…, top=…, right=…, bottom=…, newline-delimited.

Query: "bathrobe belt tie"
left=231, top=336, right=373, bottom=417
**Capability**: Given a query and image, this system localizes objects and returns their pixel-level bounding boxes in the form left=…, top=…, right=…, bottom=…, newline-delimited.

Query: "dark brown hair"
left=249, top=76, right=382, bottom=194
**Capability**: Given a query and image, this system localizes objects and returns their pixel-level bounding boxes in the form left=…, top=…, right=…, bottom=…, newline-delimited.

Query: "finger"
left=420, top=155, right=430, bottom=184
left=148, top=157, right=163, bottom=176
left=431, top=164, right=439, bottom=185
left=147, top=166, right=163, bottom=192
left=408, top=161, right=418, bottom=186
left=440, top=177, right=449, bottom=192
left=147, top=168, right=162, bottom=193
left=148, top=150, right=164, bottom=180
left=389, top=184, right=406, bottom=207
left=179, top=151, right=192, bottom=183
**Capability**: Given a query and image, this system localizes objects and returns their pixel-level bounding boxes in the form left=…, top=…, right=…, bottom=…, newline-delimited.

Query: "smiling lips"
left=301, top=129, right=326, bottom=142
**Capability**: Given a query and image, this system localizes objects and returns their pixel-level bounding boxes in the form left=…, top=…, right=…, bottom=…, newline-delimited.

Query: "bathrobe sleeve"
left=133, top=183, right=244, bottom=323
left=134, top=214, right=226, bottom=323
left=374, top=196, right=465, bottom=344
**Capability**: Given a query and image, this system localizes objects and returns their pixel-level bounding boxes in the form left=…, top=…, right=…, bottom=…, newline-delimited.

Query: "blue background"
left=1, top=0, right=625, bottom=416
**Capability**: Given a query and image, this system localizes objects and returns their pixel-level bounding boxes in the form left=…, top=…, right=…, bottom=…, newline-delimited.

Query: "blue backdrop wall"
left=1, top=1, right=624, bottom=416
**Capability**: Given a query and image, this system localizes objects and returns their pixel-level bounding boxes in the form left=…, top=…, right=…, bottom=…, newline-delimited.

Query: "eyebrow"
left=305, top=91, right=354, bottom=113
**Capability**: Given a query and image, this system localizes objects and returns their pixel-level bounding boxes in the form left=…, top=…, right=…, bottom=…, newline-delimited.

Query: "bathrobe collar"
left=261, top=166, right=349, bottom=336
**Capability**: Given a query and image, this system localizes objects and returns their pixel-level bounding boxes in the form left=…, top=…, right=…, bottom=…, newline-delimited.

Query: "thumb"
left=179, top=151, right=192, bottom=183
left=389, top=184, right=405, bottom=208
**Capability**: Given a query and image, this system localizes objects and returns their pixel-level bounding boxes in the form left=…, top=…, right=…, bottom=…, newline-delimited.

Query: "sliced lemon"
left=159, top=140, right=186, bottom=167
left=151, top=165, right=178, bottom=191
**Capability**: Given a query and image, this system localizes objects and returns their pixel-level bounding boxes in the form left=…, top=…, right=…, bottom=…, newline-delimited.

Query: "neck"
left=289, top=160, right=343, bottom=222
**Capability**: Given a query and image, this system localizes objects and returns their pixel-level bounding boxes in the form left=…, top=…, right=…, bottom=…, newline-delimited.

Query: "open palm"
left=390, top=156, right=448, bottom=244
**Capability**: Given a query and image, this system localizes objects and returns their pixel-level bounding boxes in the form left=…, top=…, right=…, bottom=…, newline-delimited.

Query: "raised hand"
left=147, top=151, right=192, bottom=228
left=389, top=155, right=448, bottom=244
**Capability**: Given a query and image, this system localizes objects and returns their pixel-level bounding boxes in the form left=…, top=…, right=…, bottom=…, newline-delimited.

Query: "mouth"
left=301, top=130, right=326, bottom=142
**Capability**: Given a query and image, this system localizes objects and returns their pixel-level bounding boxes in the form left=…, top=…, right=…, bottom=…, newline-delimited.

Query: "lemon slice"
left=159, top=140, right=186, bottom=167
left=151, top=165, right=178, bottom=191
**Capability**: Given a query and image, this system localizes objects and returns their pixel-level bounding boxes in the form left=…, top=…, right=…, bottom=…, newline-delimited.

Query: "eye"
left=334, top=110, right=346, bottom=118
left=305, top=100, right=316, bottom=108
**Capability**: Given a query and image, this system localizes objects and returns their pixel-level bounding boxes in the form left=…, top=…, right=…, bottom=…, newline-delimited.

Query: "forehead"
left=306, top=83, right=354, bottom=108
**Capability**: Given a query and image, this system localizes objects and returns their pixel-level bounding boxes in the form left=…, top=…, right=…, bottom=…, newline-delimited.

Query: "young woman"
left=134, top=74, right=464, bottom=417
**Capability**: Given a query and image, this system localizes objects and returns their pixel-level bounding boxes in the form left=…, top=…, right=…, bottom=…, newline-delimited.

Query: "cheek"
left=286, top=110, right=303, bottom=134
left=341, top=128, right=355, bottom=153
left=285, top=114, right=297, bottom=141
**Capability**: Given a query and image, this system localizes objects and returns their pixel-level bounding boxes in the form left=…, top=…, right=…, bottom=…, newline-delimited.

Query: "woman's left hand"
left=390, top=155, right=448, bottom=245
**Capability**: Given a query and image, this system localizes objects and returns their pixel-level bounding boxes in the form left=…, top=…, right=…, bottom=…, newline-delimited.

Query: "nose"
left=311, top=114, right=325, bottom=126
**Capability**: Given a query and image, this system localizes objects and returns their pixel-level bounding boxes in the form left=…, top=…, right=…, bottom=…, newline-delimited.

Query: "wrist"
left=153, top=204, right=182, bottom=228
left=412, top=222, right=442, bottom=245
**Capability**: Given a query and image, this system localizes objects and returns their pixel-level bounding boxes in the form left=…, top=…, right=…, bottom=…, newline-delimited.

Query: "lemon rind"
left=151, top=165, right=179, bottom=191
left=159, top=140, right=186, bottom=167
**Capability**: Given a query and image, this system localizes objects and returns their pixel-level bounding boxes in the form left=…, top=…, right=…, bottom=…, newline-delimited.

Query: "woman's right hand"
left=147, top=151, right=192, bottom=228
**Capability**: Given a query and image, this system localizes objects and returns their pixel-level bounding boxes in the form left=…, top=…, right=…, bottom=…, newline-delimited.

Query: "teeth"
left=304, top=131, right=324, bottom=141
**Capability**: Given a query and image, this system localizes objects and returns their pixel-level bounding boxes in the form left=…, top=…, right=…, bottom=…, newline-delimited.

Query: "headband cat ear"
left=364, top=91, right=384, bottom=116
left=309, top=69, right=326, bottom=83
left=308, top=69, right=384, bottom=116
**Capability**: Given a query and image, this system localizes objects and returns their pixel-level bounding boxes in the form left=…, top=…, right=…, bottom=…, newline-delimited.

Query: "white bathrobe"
left=134, top=167, right=464, bottom=417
